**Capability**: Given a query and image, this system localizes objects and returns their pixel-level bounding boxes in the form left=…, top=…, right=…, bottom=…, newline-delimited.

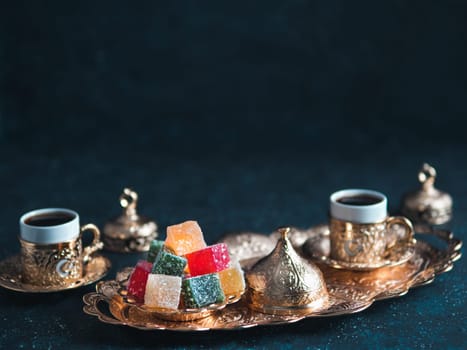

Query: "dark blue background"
left=0, top=1, right=466, bottom=349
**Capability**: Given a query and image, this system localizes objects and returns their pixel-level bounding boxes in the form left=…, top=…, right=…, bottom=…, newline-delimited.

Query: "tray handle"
left=415, top=224, right=463, bottom=272
left=83, top=292, right=123, bottom=326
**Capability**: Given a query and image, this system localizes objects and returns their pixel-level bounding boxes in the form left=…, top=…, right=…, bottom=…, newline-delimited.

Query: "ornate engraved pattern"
left=326, top=218, right=415, bottom=269
left=299, top=225, right=415, bottom=271
left=82, top=226, right=461, bottom=331
left=246, top=228, right=328, bottom=314
left=20, top=239, right=83, bottom=286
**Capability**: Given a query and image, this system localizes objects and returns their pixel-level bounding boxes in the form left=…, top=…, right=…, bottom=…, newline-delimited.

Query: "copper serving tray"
left=82, top=225, right=461, bottom=331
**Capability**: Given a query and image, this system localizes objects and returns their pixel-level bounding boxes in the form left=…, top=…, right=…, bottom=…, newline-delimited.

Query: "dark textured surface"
left=0, top=1, right=466, bottom=349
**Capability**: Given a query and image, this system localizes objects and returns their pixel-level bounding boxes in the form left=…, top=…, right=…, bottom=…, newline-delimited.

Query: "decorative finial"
left=401, top=163, right=452, bottom=225
left=418, top=163, right=437, bottom=192
left=278, top=227, right=291, bottom=240
left=120, top=188, right=138, bottom=217
left=103, top=187, right=158, bottom=252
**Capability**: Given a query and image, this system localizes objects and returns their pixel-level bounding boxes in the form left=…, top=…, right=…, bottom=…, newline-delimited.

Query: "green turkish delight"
left=152, top=250, right=187, bottom=276
left=181, top=273, right=225, bottom=308
left=147, top=240, right=165, bottom=263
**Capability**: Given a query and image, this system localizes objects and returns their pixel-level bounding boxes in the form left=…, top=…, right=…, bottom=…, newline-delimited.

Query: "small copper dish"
left=113, top=268, right=243, bottom=322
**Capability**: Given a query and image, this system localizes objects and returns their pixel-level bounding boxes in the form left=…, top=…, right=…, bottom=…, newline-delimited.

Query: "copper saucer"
left=0, top=254, right=111, bottom=293
left=300, top=225, right=417, bottom=271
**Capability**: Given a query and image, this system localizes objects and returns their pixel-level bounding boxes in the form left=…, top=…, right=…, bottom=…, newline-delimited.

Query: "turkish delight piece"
left=181, top=273, right=225, bottom=308
left=218, top=260, right=245, bottom=297
left=165, top=220, right=207, bottom=256
left=144, top=274, right=182, bottom=310
left=152, top=250, right=187, bottom=276
left=147, top=240, right=165, bottom=263
left=185, top=243, right=230, bottom=276
left=127, top=260, right=153, bottom=302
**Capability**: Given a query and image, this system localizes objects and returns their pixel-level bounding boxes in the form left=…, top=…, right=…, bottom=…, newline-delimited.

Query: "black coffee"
left=337, top=195, right=382, bottom=206
left=25, top=212, right=75, bottom=227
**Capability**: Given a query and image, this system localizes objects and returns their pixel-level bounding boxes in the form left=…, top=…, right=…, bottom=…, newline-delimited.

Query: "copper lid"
left=401, top=163, right=452, bottom=225
left=103, top=188, right=158, bottom=252
left=246, top=227, right=328, bottom=315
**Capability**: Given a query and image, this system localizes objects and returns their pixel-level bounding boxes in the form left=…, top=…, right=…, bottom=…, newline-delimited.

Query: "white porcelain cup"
left=330, top=189, right=387, bottom=224
left=20, top=208, right=81, bottom=244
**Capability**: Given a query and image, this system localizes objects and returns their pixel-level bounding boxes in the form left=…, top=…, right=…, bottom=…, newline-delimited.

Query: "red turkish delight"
left=185, top=243, right=230, bottom=277
left=127, top=260, right=152, bottom=302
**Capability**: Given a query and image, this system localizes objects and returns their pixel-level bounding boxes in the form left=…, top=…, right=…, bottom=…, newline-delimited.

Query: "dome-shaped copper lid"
left=401, top=163, right=452, bottom=225
left=103, top=188, right=158, bottom=252
left=246, top=227, right=328, bottom=315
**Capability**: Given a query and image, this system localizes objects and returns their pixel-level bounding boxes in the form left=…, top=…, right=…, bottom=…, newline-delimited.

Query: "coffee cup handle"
left=385, top=216, right=415, bottom=253
left=81, top=224, right=104, bottom=263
